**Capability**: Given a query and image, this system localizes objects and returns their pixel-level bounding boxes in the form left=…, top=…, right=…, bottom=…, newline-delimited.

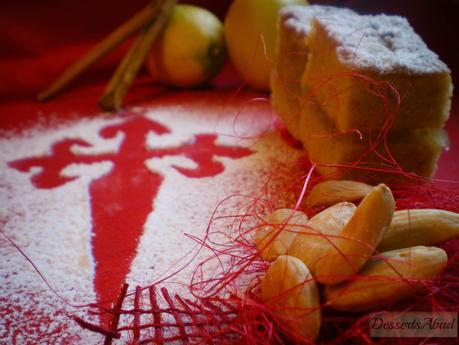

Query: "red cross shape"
left=9, top=113, right=253, bottom=319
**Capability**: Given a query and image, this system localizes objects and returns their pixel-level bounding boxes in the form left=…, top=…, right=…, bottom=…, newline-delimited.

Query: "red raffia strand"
left=105, top=283, right=129, bottom=345
left=73, top=172, right=458, bottom=344
left=5, top=156, right=459, bottom=344
left=73, top=316, right=120, bottom=339
left=133, top=286, right=142, bottom=345
left=149, top=286, right=164, bottom=344
left=5, top=119, right=459, bottom=345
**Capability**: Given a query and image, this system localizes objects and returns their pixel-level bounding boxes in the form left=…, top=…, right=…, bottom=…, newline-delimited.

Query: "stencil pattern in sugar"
left=8, top=112, right=254, bottom=309
left=0, top=99, right=304, bottom=343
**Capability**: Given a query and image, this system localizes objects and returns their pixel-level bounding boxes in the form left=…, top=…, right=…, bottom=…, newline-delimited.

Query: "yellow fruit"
left=146, top=4, right=226, bottom=88
left=224, top=0, right=308, bottom=91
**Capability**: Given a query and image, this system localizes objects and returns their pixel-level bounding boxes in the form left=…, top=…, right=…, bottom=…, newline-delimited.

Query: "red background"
left=0, top=0, right=458, bottom=178
left=1, top=0, right=458, bottom=101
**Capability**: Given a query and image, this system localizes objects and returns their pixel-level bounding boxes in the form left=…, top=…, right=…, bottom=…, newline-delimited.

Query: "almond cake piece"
left=271, top=5, right=356, bottom=140
left=298, top=97, right=448, bottom=179
left=271, top=6, right=453, bottom=180
left=302, top=12, right=452, bottom=132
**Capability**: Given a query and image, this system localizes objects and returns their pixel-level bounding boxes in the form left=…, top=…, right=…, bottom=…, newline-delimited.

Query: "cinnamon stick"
left=98, top=0, right=176, bottom=112
left=37, top=1, right=162, bottom=102
left=97, top=29, right=148, bottom=111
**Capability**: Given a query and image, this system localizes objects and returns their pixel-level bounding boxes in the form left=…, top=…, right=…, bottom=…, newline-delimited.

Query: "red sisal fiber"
left=70, top=164, right=459, bottom=344
left=72, top=68, right=459, bottom=343
left=17, top=70, right=454, bottom=343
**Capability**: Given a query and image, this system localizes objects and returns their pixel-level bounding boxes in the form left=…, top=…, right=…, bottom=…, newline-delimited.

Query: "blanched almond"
left=378, top=209, right=459, bottom=251
left=260, top=255, right=321, bottom=342
left=315, top=184, right=396, bottom=285
left=305, top=180, right=373, bottom=208
left=255, top=209, right=308, bottom=261
left=324, top=246, right=448, bottom=311
left=289, top=202, right=356, bottom=275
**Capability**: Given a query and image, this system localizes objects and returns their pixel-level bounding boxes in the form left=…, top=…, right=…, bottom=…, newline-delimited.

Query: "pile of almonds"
left=254, top=180, right=459, bottom=343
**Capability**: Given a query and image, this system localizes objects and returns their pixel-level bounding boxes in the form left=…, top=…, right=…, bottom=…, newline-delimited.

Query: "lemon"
left=146, top=5, right=226, bottom=88
left=224, top=0, right=308, bottom=91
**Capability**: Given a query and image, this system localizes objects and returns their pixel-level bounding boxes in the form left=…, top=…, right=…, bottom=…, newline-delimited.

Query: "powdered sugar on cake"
left=280, top=5, right=355, bottom=37
left=314, top=12, right=449, bottom=74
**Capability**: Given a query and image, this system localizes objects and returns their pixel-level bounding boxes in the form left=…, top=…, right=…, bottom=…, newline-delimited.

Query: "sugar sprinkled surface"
left=314, top=11, right=450, bottom=74
left=0, top=94, right=303, bottom=344
left=280, top=5, right=356, bottom=37
left=280, top=5, right=449, bottom=75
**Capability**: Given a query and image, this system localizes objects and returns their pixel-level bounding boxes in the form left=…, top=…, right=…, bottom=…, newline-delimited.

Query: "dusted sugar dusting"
left=271, top=5, right=453, bottom=180
left=280, top=5, right=356, bottom=37
left=319, top=13, right=449, bottom=74
left=302, top=10, right=453, bottom=132
left=0, top=94, right=304, bottom=344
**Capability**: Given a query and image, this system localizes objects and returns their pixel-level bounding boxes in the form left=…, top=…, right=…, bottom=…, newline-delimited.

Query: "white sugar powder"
left=0, top=94, right=303, bottom=344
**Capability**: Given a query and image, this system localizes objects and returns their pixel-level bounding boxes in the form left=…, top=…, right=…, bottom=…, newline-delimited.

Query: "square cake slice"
left=299, top=98, right=448, bottom=180
left=271, top=5, right=356, bottom=140
left=301, top=12, right=453, bottom=132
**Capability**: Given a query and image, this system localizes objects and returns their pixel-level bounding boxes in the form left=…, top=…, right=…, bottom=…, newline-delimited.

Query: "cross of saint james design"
left=8, top=113, right=253, bottom=311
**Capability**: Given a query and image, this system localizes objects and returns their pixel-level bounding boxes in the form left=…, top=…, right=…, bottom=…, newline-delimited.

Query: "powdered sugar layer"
left=314, top=12, right=450, bottom=74
left=0, top=93, right=303, bottom=344
left=1, top=116, right=122, bottom=344
left=280, top=5, right=356, bottom=37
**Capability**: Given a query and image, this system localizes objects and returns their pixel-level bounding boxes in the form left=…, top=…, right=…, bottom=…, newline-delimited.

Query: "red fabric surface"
left=0, top=1, right=458, bottom=343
